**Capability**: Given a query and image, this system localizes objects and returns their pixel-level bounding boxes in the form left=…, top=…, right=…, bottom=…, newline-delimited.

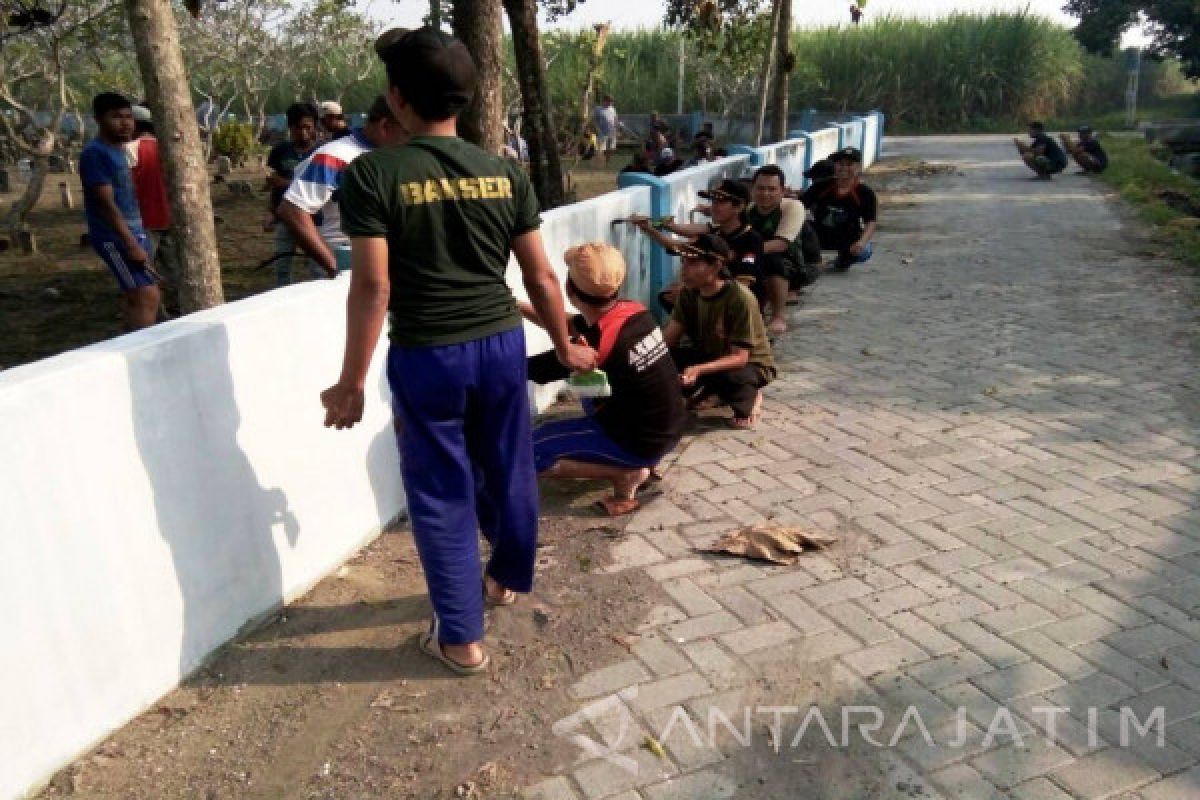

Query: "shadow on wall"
left=128, top=325, right=299, bottom=675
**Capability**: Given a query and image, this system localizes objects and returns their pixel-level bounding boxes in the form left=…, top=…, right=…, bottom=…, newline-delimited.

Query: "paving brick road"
left=525, top=136, right=1200, bottom=800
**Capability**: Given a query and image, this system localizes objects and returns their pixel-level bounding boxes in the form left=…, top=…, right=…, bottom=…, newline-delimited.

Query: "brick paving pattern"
left=525, top=136, right=1200, bottom=799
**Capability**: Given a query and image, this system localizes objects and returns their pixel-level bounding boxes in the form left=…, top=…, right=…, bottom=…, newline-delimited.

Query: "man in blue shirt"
left=79, top=92, right=160, bottom=331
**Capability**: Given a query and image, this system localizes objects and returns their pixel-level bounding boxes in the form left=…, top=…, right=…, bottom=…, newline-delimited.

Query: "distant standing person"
left=801, top=146, right=877, bottom=272
left=321, top=27, right=596, bottom=676
left=1014, top=121, right=1068, bottom=179
left=266, top=102, right=321, bottom=285
left=125, top=105, right=176, bottom=305
left=80, top=92, right=160, bottom=331
left=593, top=95, right=620, bottom=166
left=1061, top=125, right=1107, bottom=174
left=277, top=96, right=409, bottom=277
left=319, top=101, right=352, bottom=140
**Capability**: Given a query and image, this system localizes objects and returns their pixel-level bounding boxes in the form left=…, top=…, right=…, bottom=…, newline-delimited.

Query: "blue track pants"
left=387, top=327, right=538, bottom=645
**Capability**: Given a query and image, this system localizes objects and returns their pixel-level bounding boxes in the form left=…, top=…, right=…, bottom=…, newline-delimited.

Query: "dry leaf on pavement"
left=699, top=525, right=835, bottom=565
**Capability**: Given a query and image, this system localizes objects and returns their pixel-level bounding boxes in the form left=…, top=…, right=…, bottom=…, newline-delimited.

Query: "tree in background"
left=0, top=0, right=119, bottom=241
left=126, top=0, right=223, bottom=311
left=180, top=0, right=289, bottom=141
left=503, top=0, right=565, bottom=207
left=284, top=0, right=380, bottom=108
left=452, top=0, right=505, bottom=153
left=1064, top=0, right=1199, bottom=78
left=666, top=0, right=792, bottom=144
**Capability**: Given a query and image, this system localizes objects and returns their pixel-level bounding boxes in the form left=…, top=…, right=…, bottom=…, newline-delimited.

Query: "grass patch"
left=1096, top=134, right=1200, bottom=267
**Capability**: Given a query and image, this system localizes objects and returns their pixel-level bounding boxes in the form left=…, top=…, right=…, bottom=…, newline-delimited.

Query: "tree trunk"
left=452, top=0, right=504, bottom=154
left=753, top=0, right=782, bottom=147
left=2, top=156, right=49, bottom=239
left=125, top=0, right=224, bottom=312
left=770, top=0, right=792, bottom=143
left=503, top=0, right=564, bottom=208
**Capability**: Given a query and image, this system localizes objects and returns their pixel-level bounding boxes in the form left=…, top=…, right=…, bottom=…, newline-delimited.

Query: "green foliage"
left=1092, top=134, right=1200, bottom=266
left=1063, top=0, right=1198, bottom=79
left=788, top=13, right=1084, bottom=130
left=211, top=121, right=257, bottom=165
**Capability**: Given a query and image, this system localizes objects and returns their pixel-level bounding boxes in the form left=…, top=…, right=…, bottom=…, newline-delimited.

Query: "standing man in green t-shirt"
left=664, top=234, right=776, bottom=430
left=320, top=27, right=596, bottom=675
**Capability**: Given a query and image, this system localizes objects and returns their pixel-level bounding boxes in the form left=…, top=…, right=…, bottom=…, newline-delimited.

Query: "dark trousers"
left=672, top=347, right=767, bottom=418
left=387, top=327, right=538, bottom=645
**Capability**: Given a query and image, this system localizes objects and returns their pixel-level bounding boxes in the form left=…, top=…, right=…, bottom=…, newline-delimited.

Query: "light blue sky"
left=365, top=0, right=1150, bottom=45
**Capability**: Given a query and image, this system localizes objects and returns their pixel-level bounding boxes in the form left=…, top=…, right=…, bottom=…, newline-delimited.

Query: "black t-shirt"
left=713, top=223, right=763, bottom=276
left=801, top=182, right=878, bottom=251
left=528, top=302, right=685, bottom=459
left=267, top=141, right=316, bottom=210
left=1032, top=132, right=1068, bottom=169
left=1081, top=138, right=1107, bottom=170
left=339, top=135, right=541, bottom=347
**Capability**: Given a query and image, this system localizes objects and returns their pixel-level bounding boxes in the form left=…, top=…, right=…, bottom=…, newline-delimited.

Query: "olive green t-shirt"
left=339, top=135, right=542, bottom=347
left=671, top=281, right=776, bottom=380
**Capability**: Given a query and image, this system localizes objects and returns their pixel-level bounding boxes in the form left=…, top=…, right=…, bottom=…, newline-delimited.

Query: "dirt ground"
left=0, top=155, right=629, bottom=372
left=37, top=460, right=666, bottom=800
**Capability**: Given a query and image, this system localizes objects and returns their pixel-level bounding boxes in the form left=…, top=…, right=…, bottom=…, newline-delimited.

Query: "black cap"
left=375, top=26, right=476, bottom=119
left=830, top=146, right=861, bottom=164
left=803, top=158, right=835, bottom=182
left=698, top=178, right=750, bottom=204
left=675, top=233, right=732, bottom=263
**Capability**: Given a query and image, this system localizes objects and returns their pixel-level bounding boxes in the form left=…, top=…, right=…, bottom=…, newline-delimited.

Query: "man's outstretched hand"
left=558, top=342, right=598, bottom=373
left=321, top=382, right=365, bottom=429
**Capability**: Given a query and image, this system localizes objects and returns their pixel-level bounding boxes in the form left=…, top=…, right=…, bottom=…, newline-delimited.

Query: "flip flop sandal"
left=418, top=618, right=490, bottom=676
left=595, top=496, right=641, bottom=516
left=483, top=578, right=518, bottom=607
left=729, top=416, right=758, bottom=431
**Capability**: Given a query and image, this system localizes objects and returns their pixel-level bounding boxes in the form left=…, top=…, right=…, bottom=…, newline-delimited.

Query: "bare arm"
left=677, top=344, right=750, bottom=388
left=513, top=229, right=596, bottom=371
left=663, top=220, right=710, bottom=237
left=321, top=237, right=389, bottom=429
left=277, top=200, right=336, bottom=277
left=762, top=237, right=790, bottom=255
left=518, top=301, right=543, bottom=327
left=689, top=347, right=749, bottom=376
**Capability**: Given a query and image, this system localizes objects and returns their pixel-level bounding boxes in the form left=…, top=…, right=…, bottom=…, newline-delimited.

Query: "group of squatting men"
left=80, top=27, right=879, bottom=676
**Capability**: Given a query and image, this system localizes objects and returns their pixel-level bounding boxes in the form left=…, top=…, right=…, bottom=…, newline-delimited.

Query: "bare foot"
left=484, top=574, right=517, bottom=606
left=613, top=467, right=652, bottom=501
left=768, top=316, right=787, bottom=336
left=731, top=390, right=764, bottom=430
left=442, top=641, right=487, bottom=668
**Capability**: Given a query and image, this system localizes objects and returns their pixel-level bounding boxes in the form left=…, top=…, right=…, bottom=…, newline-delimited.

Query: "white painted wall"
left=0, top=281, right=404, bottom=799
left=659, top=155, right=753, bottom=227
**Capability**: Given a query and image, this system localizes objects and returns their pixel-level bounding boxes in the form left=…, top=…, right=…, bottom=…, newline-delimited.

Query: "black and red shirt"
left=528, top=301, right=685, bottom=458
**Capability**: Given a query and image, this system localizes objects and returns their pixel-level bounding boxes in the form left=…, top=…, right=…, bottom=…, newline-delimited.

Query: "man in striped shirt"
left=277, top=96, right=408, bottom=277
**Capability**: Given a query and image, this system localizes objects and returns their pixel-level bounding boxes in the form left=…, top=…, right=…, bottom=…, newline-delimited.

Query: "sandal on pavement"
left=418, top=618, right=489, bottom=676
left=596, top=496, right=641, bottom=516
